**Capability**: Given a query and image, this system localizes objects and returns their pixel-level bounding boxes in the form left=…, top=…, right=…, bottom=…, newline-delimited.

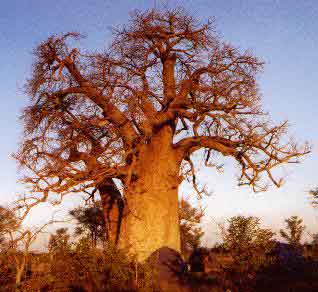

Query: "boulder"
left=146, top=246, right=190, bottom=292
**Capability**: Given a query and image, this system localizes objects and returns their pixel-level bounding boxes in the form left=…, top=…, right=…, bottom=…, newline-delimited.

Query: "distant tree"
left=221, top=216, right=275, bottom=272
left=311, top=233, right=318, bottom=246
left=48, top=228, right=72, bottom=255
left=0, top=206, right=63, bottom=289
left=0, top=206, right=19, bottom=288
left=16, top=8, right=309, bottom=260
left=309, top=187, right=318, bottom=206
left=280, top=215, right=305, bottom=248
left=70, top=202, right=106, bottom=247
left=179, top=199, right=204, bottom=257
left=0, top=206, right=19, bottom=248
left=0, top=206, right=55, bottom=287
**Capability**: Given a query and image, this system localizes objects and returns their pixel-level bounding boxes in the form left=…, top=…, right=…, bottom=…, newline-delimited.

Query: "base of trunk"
left=120, top=185, right=181, bottom=261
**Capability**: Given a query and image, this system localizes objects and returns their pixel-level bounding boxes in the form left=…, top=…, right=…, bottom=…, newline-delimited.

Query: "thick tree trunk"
left=120, top=126, right=182, bottom=261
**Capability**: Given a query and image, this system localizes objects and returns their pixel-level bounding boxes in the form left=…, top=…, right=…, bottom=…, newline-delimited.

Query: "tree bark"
left=120, top=126, right=182, bottom=261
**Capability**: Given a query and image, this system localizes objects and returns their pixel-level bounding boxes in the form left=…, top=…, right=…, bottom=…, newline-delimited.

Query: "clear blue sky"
left=0, top=0, right=317, bottom=245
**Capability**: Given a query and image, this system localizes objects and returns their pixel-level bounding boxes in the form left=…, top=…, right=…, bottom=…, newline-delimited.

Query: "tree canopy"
left=16, top=8, right=308, bottom=203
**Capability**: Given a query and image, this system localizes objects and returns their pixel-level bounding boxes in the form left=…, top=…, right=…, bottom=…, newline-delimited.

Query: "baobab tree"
left=16, top=9, right=309, bottom=261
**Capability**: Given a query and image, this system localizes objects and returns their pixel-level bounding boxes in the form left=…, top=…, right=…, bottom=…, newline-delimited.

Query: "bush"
left=18, top=237, right=158, bottom=291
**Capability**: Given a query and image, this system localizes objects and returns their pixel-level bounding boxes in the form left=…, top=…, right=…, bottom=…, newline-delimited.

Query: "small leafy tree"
left=0, top=206, right=57, bottom=288
left=310, top=187, right=318, bottom=206
left=221, top=216, right=275, bottom=273
left=179, top=199, right=204, bottom=257
left=0, top=206, right=19, bottom=288
left=69, top=202, right=106, bottom=247
left=280, top=215, right=305, bottom=248
left=311, top=234, right=318, bottom=246
left=48, top=227, right=72, bottom=255
left=0, top=206, right=19, bottom=248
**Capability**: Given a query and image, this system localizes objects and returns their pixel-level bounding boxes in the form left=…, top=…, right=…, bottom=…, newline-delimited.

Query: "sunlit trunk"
left=120, top=126, right=182, bottom=261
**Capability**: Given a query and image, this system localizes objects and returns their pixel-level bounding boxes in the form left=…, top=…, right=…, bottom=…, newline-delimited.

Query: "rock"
left=146, top=246, right=190, bottom=292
